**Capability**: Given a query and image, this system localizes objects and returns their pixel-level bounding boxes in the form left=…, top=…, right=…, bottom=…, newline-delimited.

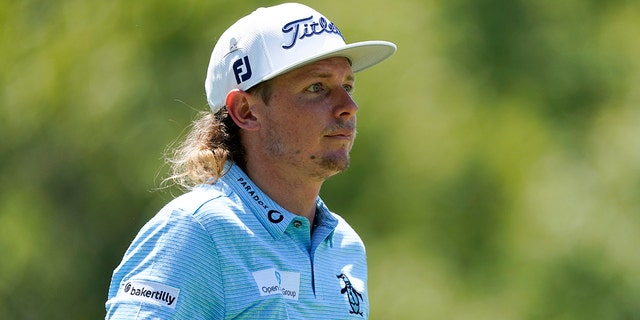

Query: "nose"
left=333, top=87, right=358, bottom=119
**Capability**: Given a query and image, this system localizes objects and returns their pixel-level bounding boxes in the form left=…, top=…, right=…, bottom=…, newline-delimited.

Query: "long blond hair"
left=164, top=107, right=243, bottom=190
left=164, top=81, right=271, bottom=190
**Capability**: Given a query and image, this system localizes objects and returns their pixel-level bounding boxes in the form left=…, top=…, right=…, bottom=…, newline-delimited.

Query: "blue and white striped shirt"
left=106, top=163, right=369, bottom=319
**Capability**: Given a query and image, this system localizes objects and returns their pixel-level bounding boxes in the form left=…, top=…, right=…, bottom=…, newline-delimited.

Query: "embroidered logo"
left=236, top=177, right=285, bottom=224
left=252, top=268, right=300, bottom=300
left=268, top=210, right=284, bottom=223
left=281, top=15, right=343, bottom=49
left=232, top=56, right=252, bottom=84
left=337, top=272, right=364, bottom=316
left=229, top=38, right=239, bottom=52
left=118, top=280, right=180, bottom=309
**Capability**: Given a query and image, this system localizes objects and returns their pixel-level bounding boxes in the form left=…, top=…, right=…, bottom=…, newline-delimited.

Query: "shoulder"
left=115, top=185, right=233, bottom=272
left=327, top=211, right=367, bottom=252
left=106, top=185, right=233, bottom=318
left=329, top=211, right=360, bottom=236
left=113, top=184, right=238, bottom=280
left=161, top=184, right=233, bottom=216
left=152, top=184, right=242, bottom=229
left=159, top=184, right=256, bottom=239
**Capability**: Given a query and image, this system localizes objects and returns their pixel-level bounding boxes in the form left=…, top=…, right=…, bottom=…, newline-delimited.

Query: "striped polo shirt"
left=105, top=163, right=369, bottom=319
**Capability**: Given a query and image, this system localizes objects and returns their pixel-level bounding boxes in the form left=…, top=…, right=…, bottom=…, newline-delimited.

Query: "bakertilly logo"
left=119, top=280, right=180, bottom=309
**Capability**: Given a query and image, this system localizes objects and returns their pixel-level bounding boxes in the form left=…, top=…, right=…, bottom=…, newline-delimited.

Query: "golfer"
left=106, top=3, right=396, bottom=319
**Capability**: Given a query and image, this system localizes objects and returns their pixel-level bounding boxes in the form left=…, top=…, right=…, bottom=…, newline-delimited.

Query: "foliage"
left=2, top=0, right=639, bottom=318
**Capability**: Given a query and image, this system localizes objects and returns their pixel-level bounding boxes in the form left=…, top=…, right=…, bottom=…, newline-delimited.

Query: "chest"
left=213, top=226, right=368, bottom=319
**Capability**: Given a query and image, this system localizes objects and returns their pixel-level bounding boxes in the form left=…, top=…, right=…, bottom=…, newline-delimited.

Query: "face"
left=251, top=57, right=358, bottom=180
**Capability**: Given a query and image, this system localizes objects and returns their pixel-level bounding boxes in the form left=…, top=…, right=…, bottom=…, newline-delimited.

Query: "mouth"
left=327, top=130, right=352, bottom=136
left=324, top=129, right=355, bottom=140
left=324, top=121, right=356, bottom=139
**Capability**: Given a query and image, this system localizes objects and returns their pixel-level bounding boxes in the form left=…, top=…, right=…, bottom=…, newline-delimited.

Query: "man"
left=106, top=3, right=396, bottom=319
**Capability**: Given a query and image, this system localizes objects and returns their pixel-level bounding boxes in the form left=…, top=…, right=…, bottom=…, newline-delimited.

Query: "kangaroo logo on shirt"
left=337, top=273, right=364, bottom=316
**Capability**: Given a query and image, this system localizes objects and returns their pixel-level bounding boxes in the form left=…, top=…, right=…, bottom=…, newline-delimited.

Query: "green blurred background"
left=2, top=0, right=640, bottom=319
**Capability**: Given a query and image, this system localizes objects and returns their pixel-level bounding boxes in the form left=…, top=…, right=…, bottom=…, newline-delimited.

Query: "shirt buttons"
left=293, top=220, right=302, bottom=228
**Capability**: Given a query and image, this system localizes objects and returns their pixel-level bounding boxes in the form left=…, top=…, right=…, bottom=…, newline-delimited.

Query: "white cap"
left=204, top=2, right=397, bottom=113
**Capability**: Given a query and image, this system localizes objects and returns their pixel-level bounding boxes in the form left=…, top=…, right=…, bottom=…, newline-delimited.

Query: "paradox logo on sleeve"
left=117, top=280, right=180, bottom=309
left=252, top=268, right=300, bottom=300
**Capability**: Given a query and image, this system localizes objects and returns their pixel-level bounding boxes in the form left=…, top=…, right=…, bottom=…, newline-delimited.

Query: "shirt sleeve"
left=105, top=207, right=224, bottom=319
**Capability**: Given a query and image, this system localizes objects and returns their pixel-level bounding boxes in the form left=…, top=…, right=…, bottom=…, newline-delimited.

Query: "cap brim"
left=262, top=40, right=397, bottom=82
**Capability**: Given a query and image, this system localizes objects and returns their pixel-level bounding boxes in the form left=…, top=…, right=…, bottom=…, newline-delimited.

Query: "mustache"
left=323, top=120, right=356, bottom=135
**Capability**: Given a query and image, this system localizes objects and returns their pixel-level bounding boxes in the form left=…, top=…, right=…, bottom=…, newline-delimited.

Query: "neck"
left=243, top=160, right=323, bottom=224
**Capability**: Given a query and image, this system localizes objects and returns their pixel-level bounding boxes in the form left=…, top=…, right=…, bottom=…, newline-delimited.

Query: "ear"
left=225, top=89, right=260, bottom=131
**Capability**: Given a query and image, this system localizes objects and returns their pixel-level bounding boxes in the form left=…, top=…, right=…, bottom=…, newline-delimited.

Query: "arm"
left=106, top=208, right=224, bottom=319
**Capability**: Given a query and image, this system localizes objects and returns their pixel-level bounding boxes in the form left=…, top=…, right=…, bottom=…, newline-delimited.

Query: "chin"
left=318, top=155, right=350, bottom=174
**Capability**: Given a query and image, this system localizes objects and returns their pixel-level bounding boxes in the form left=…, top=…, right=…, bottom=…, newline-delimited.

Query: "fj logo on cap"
left=282, top=15, right=343, bottom=49
left=232, top=56, right=252, bottom=84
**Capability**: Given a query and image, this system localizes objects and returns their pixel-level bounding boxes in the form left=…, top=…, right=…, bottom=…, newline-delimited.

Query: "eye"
left=343, top=84, right=354, bottom=95
left=306, top=83, right=324, bottom=93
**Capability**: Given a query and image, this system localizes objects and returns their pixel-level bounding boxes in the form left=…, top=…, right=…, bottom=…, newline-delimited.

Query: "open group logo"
left=252, top=268, right=300, bottom=300
left=118, top=280, right=180, bottom=309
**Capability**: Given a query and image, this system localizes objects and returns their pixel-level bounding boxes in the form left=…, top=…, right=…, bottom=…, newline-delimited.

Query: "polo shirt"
left=105, top=163, right=369, bottom=319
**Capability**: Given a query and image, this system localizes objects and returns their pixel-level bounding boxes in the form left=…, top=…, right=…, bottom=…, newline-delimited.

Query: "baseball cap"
left=204, top=2, right=397, bottom=112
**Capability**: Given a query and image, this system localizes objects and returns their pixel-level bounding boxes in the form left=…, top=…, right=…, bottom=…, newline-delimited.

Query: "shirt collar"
left=219, top=163, right=337, bottom=241
left=313, top=197, right=338, bottom=246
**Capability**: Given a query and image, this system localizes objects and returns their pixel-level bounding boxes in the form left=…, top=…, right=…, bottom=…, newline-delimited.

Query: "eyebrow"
left=305, top=72, right=355, bottom=82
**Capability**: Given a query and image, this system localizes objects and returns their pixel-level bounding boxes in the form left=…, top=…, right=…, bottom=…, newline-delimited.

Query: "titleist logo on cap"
left=281, top=15, right=343, bottom=50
